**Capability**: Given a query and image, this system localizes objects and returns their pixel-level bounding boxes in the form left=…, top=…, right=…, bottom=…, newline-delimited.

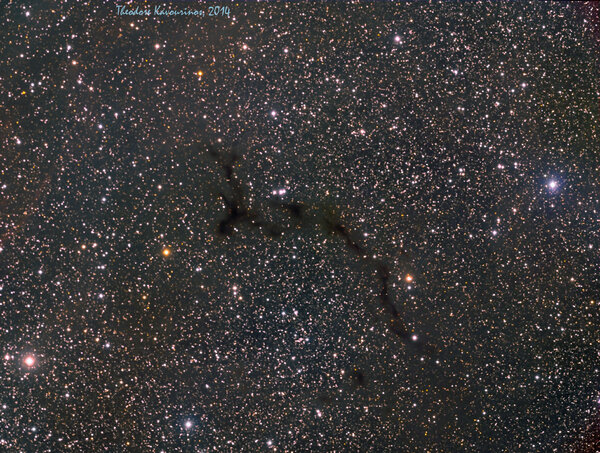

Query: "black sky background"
left=1, top=1, right=599, bottom=451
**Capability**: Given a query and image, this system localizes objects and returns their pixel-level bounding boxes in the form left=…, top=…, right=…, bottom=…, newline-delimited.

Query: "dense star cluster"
left=1, top=1, right=599, bottom=451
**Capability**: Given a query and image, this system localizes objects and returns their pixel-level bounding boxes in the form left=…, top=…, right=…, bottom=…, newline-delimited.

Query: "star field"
left=1, top=1, right=599, bottom=451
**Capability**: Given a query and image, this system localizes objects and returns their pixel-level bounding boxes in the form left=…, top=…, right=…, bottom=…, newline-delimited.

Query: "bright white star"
left=24, top=355, right=35, bottom=367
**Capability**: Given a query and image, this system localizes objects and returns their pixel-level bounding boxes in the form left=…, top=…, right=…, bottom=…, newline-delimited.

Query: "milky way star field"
left=1, top=1, right=599, bottom=452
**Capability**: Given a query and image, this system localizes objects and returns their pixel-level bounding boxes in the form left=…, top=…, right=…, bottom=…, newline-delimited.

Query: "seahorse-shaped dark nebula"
left=205, top=144, right=437, bottom=356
